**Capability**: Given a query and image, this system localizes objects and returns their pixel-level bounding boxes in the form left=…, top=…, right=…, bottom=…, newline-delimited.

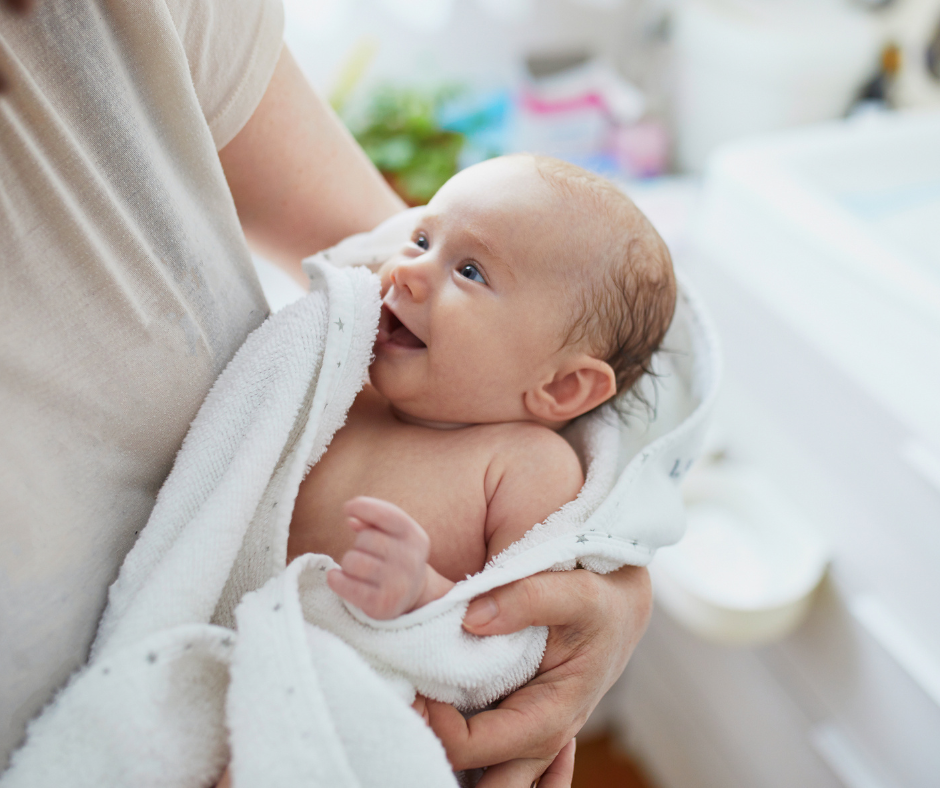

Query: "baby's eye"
left=413, top=232, right=429, bottom=251
left=458, top=263, right=485, bottom=284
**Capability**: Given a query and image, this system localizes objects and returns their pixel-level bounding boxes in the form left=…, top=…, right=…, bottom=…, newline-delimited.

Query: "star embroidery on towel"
left=335, top=318, right=344, bottom=331
left=576, top=534, right=588, bottom=543
left=669, top=459, right=683, bottom=479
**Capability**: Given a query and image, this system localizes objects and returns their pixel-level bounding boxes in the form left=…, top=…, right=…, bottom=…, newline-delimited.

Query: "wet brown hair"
left=527, top=155, right=677, bottom=404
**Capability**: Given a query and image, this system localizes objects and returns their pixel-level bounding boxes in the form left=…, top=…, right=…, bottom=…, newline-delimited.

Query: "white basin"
left=694, top=111, right=940, bottom=449
left=651, top=464, right=829, bottom=646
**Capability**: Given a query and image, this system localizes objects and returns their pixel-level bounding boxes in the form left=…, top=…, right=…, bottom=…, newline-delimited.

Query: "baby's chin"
left=369, top=356, right=533, bottom=427
left=369, top=380, right=469, bottom=428
left=368, top=374, right=497, bottom=428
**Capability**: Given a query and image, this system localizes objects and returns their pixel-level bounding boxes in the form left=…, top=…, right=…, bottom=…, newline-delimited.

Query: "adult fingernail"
left=464, top=596, right=499, bottom=628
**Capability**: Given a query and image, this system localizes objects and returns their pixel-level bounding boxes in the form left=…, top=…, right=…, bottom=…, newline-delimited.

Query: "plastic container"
left=651, top=464, right=830, bottom=646
left=672, top=0, right=880, bottom=171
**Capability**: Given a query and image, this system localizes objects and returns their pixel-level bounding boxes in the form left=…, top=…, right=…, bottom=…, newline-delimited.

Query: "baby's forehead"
left=432, top=167, right=583, bottom=238
left=429, top=156, right=637, bottom=278
left=431, top=158, right=550, bottom=214
left=428, top=205, right=582, bottom=285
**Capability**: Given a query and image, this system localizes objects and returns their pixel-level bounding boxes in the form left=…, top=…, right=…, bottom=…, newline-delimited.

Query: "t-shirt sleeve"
left=164, top=0, right=285, bottom=150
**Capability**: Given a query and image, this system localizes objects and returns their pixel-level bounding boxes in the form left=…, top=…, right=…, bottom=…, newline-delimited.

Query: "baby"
left=286, top=154, right=676, bottom=620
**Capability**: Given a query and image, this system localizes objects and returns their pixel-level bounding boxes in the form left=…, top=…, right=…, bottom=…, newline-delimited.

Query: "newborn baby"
left=286, top=154, right=675, bottom=620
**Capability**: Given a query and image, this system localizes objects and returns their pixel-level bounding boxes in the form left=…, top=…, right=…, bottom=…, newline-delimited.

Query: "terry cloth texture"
left=1, top=213, right=720, bottom=787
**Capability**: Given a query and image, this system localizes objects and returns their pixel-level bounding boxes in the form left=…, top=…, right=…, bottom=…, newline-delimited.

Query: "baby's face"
left=371, top=157, right=576, bottom=425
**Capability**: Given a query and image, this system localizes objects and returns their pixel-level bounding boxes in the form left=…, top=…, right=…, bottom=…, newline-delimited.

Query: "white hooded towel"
left=1, top=211, right=720, bottom=788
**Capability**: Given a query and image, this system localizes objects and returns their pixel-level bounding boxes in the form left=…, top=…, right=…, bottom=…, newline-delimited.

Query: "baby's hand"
left=327, top=496, right=438, bottom=620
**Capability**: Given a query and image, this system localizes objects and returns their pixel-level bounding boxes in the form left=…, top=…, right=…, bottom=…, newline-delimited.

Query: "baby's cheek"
left=372, top=354, right=427, bottom=409
left=451, top=351, right=513, bottom=399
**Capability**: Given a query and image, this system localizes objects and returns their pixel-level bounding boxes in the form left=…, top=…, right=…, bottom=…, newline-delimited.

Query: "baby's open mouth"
left=379, top=304, right=426, bottom=349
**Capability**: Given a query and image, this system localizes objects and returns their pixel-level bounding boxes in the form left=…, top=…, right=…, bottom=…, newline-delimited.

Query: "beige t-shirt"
left=0, top=0, right=284, bottom=766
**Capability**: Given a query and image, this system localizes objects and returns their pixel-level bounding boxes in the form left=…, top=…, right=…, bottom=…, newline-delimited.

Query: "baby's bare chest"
left=288, top=404, right=494, bottom=582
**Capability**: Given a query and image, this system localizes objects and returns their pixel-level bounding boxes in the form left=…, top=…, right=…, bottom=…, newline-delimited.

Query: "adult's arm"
left=218, top=45, right=406, bottom=286
left=428, top=565, right=652, bottom=787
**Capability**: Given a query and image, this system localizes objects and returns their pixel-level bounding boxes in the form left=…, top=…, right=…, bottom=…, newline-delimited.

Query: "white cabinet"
left=614, top=247, right=940, bottom=788
left=613, top=116, right=940, bottom=784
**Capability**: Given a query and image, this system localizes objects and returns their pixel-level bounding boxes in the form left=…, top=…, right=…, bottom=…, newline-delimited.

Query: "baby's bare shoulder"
left=498, top=421, right=579, bottom=463
left=479, top=423, right=584, bottom=555
left=469, top=421, right=580, bottom=474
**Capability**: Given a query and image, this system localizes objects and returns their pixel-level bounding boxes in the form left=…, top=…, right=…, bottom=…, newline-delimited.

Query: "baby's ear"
left=525, top=355, right=616, bottom=423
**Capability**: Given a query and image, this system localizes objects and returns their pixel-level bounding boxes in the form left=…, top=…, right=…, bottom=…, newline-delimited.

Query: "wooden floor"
left=571, top=733, right=655, bottom=788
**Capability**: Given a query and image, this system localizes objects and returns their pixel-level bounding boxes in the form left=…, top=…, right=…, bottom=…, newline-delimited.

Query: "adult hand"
left=426, top=565, right=652, bottom=787
left=213, top=741, right=577, bottom=788
left=538, top=739, right=577, bottom=788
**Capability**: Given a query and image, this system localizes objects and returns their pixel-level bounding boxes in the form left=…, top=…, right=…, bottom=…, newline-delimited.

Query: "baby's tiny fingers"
left=340, top=548, right=385, bottom=583
left=326, top=569, right=376, bottom=610
left=346, top=515, right=369, bottom=532
left=328, top=569, right=406, bottom=620
left=343, top=496, right=422, bottom=539
left=352, top=527, right=394, bottom=560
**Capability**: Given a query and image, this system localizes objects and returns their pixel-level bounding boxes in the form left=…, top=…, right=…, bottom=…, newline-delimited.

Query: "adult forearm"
left=219, top=46, right=406, bottom=285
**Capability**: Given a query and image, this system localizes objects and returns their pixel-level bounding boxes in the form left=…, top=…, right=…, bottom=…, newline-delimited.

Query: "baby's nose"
left=390, top=258, right=431, bottom=302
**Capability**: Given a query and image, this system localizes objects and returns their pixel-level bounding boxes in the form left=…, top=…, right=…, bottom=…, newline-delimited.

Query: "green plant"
left=350, top=86, right=464, bottom=206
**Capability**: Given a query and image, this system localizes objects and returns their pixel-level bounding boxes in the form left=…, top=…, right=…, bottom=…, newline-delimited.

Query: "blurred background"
left=256, top=1, right=940, bottom=785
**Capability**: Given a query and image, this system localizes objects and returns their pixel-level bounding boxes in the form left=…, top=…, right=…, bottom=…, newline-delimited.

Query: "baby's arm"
left=483, top=427, right=585, bottom=562
left=327, top=496, right=454, bottom=620
left=327, top=430, right=583, bottom=619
